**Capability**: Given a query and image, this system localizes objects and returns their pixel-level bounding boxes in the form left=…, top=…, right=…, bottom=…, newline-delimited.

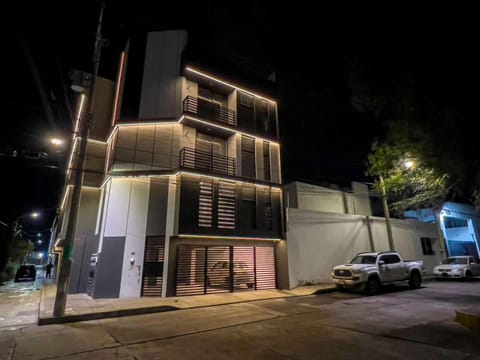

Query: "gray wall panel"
left=92, top=236, right=125, bottom=298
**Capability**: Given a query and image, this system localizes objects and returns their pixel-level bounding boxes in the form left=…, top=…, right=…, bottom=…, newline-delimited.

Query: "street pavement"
left=1, top=279, right=480, bottom=359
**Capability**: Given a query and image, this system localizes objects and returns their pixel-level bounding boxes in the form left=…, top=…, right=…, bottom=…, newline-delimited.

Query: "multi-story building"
left=55, top=30, right=286, bottom=298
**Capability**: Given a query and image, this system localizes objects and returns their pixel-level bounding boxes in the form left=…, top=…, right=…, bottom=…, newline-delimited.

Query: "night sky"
left=2, top=3, right=478, bottom=242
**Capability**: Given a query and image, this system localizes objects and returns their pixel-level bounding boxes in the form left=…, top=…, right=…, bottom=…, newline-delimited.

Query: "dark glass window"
left=263, top=141, right=270, bottom=181
left=420, top=237, right=435, bottom=255
left=240, top=186, right=256, bottom=230
left=241, top=135, right=256, bottom=178
left=443, top=216, right=468, bottom=228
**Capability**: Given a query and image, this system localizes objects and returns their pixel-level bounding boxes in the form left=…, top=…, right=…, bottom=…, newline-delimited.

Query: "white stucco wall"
left=98, top=178, right=151, bottom=298
left=286, top=208, right=440, bottom=288
left=119, top=178, right=150, bottom=298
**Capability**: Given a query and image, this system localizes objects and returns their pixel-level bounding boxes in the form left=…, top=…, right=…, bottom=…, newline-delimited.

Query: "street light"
left=50, top=138, right=64, bottom=146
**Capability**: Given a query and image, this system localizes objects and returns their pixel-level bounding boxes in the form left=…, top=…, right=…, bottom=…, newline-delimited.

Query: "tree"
left=366, top=141, right=448, bottom=217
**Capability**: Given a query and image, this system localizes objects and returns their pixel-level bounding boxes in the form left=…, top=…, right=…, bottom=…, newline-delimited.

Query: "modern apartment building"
left=55, top=30, right=286, bottom=298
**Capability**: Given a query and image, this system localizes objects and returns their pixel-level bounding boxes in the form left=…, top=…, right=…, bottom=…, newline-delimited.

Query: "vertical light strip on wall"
left=74, top=94, right=86, bottom=134
left=112, top=51, right=126, bottom=126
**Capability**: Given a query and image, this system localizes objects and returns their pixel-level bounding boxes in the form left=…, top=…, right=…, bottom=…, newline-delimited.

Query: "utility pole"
left=53, top=3, right=106, bottom=317
left=380, top=174, right=395, bottom=251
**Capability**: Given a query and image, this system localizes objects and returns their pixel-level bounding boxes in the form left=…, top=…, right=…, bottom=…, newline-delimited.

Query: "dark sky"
left=1, top=2, right=478, bottom=232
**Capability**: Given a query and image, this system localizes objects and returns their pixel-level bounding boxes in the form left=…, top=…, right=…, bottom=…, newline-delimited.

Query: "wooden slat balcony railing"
left=183, top=96, right=237, bottom=127
left=179, top=147, right=236, bottom=176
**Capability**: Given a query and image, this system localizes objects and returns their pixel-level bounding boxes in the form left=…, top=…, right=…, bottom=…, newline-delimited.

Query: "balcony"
left=183, top=96, right=237, bottom=127
left=179, top=147, right=236, bottom=176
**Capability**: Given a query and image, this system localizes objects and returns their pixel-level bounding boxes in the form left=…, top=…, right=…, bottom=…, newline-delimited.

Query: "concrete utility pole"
left=380, top=175, right=395, bottom=251
left=53, top=3, right=106, bottom=317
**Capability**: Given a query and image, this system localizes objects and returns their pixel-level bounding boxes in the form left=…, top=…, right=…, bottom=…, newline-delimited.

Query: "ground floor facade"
left=57, top=174, right=285, bottom=299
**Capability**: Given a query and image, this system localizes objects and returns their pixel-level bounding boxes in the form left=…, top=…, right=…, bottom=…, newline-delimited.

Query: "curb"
left=37, top=286, right=337, bottom=326
left=38, top=305, right=179, bottom=325
left=456, top=308, right=480, bottom=331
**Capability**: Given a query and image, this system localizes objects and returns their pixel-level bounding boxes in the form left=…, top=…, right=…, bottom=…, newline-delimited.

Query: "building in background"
left=405, top=202, right=480, bottom=258
left=56, top=30, right=285, bottom=298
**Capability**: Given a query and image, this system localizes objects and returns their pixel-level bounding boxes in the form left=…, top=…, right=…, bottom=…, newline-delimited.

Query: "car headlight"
left=351, top=269, right=363, bottom=275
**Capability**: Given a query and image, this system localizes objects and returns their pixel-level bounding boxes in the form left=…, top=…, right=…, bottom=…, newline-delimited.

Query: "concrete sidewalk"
left=38, top=280, right=336, bottom=325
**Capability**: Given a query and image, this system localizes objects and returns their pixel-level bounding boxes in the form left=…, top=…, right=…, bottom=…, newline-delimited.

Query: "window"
left=239, top=92, right=254, bottom=107
left=263, top=141, right=271, bottom=181
left=241, top=135, right=256, bottom=178
left=443, top=216, right=468, bottom=228
left=380, top=254, right=401, bottom=264
left=420, top=237, right=435, bottom=255
left=240, top=186, right=257, bottom=230
left=264, top=190, right=273, bottom=231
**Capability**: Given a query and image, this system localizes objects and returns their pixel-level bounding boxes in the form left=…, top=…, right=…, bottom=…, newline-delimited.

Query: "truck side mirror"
left=378, top=260, right=385, bottom=266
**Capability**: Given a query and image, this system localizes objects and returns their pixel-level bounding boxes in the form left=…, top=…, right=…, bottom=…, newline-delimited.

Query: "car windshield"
left=349, top=255, right=377, bottom=264
left=442, top=257, right=468, bottom=265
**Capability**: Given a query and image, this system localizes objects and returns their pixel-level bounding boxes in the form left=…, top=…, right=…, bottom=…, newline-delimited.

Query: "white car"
left=433, top=256, right=480, bottom=280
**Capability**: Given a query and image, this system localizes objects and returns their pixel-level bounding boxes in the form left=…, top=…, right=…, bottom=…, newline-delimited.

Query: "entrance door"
left=141, top=237, right=165, bottom=296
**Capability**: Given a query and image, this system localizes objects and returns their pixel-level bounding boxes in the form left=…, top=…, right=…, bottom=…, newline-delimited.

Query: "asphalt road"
left=2, top=280, right=480, bottom=360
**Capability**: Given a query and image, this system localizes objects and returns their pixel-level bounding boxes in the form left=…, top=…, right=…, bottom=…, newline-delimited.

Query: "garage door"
left=175, top=245, right=276, bottom=296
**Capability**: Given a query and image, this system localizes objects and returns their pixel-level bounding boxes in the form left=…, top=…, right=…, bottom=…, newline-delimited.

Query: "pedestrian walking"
left=46, top=261, right=53, bottom=279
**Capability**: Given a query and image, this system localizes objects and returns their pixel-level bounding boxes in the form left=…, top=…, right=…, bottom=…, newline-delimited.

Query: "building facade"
left=405, top=202, right=480, bottom=257
left=57, top=30, right=286, bottom=298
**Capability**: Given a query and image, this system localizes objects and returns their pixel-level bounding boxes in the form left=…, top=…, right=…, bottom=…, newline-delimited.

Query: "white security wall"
left=295, top=182, right=345, bottom=214
left=286, top=208, right=440, bottom=288
left=286, top=181, right=372, bottom=216
left=99, top=178, right=151, bottom=298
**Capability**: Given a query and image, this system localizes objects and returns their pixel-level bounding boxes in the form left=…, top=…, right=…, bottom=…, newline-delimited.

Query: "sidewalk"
left=38, top=281, right=336, bottom=325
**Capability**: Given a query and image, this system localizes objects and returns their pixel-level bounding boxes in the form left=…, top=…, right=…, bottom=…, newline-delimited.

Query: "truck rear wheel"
left=409, top=271, right=422, bottom=289
left=366, top=277, right=380, bottom=295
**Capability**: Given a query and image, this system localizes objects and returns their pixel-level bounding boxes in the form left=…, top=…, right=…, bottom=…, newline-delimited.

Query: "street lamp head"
left=404, top=160, right=415, bottom=170
left=31, top=212, right=39, bottom=218
left=50, top=138, right=64, bottom=146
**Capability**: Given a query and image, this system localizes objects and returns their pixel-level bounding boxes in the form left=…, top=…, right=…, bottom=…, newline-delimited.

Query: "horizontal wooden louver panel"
left=206, top=246, right=231, bottom=294
left=199, top=180, right=213, bottom=228
left=176, top=245, right=206, bottom=296
left=233, top=246, right=255, bottom=291
left=218, top=182, right=236, bottom=229
left=255, top=247, right=276, bottom=290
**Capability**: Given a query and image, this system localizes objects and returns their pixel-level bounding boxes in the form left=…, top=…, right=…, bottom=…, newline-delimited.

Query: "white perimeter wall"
left=286, top=208, right=441, bottom=288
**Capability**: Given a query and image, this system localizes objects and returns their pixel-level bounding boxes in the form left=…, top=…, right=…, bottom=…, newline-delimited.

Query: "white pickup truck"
left=332, top=251, right=425, bottom=294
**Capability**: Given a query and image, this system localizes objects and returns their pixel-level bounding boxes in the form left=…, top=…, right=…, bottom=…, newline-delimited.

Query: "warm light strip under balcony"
left=60, top=185, right=71, bottom=210
left=106, top=171, right=281, bottom=190
left=112, top=51, right=126, bottom=126
left=178, top=234, right=281, bottom=242
left=178, top=170, right=281, bottom=190
left=185, top=67, right=277, bottom=104
left=181, top=115, right=280, bottom=145
left=66, top=137, right=79, bottom=177
left=106, top=117, right=280, bottom=146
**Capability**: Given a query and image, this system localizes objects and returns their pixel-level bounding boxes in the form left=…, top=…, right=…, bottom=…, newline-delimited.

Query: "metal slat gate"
left=176, top=245, right=276, bottom=296
left=141, top=237, right=165, bottom=296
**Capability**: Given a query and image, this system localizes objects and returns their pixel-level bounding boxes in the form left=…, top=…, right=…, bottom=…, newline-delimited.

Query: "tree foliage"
left=367, top=141, right=448, bottom=216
